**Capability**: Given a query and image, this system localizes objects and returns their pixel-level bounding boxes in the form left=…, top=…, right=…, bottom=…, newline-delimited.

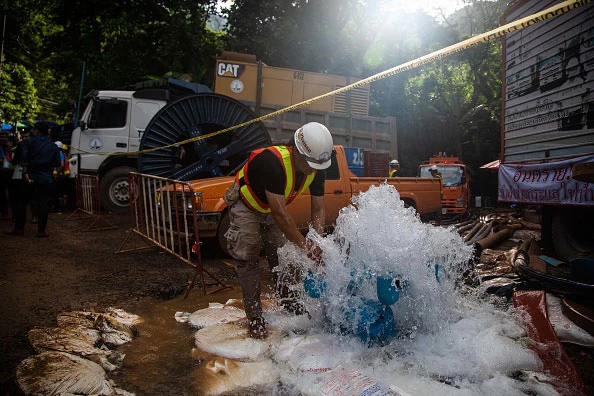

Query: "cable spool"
left=138, top=93, right=271, bottom=180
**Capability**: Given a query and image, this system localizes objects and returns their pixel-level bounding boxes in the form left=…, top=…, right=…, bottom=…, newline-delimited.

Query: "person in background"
left=51, top=141, right=70, bottom=212
left=223, top=122, right=332, bottom=339
left=429, top=164, right=443, bottom=195
left=389, top=159, right=399, bottom=177
left=6, top=122, right=60, bottom=237
left=0, top=132, right=14, bottom=220
left=429, top=165, right=442, bottom=181
left=8, top=129, right=31, bottom=222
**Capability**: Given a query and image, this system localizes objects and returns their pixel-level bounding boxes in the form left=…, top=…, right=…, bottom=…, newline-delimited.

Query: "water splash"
left=273, top=184, right=555, bottom=395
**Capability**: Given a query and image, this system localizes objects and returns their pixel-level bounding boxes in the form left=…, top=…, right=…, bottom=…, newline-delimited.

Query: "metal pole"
left=74, top=61, right=86, bottom=126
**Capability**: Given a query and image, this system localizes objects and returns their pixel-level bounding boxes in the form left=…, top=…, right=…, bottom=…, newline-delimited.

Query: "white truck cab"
left=69, top=90, right=168, bottom=212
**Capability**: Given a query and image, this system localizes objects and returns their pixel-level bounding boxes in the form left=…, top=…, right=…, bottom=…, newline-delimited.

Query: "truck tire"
left=217, top=212, right=231, bottom=257
left=551, top=206, right=594, bottom=262
left=100, top=166, right=135, bottom=213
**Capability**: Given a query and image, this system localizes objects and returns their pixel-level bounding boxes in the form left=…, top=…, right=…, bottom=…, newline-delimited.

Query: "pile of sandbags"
left=16, top=308, right=140, bottom=396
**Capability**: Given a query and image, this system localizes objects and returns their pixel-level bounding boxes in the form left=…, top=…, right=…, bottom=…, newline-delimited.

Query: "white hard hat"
left=390, top=159, right=399, bottom=166
left=294, top=122, right=333, bottom=170
left=430, top=165, right=438, bottom=171
left=55, top=141, right=63, bottom=148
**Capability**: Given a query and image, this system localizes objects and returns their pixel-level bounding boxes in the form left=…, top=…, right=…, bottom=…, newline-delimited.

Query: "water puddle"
left=114, top=288, right=243, bottom=395
left=114, top=184, right=561, bottom=396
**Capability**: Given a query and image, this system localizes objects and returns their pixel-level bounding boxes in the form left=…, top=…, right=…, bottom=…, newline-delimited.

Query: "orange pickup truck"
left=187, top=145, right=442, bottom=251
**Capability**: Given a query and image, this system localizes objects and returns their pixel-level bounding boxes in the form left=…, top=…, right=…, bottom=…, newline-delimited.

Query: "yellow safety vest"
left=236, top=146, right=317, bottom=213
left=389, top=169, right=398, bottom=177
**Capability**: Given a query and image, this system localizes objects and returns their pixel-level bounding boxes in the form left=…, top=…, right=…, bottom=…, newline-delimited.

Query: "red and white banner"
left=498, top=155, right=594, bottom=205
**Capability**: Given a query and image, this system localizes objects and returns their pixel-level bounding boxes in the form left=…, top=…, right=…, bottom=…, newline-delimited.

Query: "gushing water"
left=270, top=184, right=556, bottom=395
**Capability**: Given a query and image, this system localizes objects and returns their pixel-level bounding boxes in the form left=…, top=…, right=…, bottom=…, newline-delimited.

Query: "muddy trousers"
left=226, top=199, right=291, bottom=321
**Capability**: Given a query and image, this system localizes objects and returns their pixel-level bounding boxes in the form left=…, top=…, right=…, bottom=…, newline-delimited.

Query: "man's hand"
left=306, top=241, right=324, bottom=267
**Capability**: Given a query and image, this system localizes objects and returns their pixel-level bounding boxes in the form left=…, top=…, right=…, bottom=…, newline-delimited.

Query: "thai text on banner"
left=498, top=155, right=594, bottom=205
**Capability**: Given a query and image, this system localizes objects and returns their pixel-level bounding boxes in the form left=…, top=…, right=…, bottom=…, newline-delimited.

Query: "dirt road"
left=0, top=210, right=238, bottom=393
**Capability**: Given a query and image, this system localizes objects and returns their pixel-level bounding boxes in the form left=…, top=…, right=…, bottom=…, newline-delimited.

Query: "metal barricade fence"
left=115, top=172, right=229, bottom=297
left=66, top=174, right=117, bottom=231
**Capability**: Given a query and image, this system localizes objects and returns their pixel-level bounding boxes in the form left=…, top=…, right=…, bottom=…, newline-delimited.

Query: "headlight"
left=176, top=191, right=203, bottom=211
left=191, top=192, right=203, bottom=211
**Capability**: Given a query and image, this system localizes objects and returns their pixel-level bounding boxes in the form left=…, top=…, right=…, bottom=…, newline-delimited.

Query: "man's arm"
left=265, top=190, right=307, bottom=250
left=310, top=195, right=325, bottom=234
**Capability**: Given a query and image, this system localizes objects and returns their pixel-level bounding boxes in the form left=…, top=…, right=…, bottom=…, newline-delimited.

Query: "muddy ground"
left=1, top=209, right=593, bottom=395
left=0, top=210, right=241, bottom=394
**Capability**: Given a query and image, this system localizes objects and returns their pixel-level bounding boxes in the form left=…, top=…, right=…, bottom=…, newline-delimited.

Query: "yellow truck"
left=185, top=145, right=441, bottom=252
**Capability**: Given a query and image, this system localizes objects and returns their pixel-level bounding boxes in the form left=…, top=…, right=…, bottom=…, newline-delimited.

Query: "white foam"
left=269, top=184, right=560, bottom=396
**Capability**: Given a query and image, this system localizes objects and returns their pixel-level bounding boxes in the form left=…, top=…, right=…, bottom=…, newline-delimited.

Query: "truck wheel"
left=100, top=166, right=135, bottom=213
left=551, top=206, right=594, bottom=262
left=217, top=212, right=231, bottom=257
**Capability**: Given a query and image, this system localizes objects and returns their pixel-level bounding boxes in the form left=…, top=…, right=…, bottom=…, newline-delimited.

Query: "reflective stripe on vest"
left=236, top=146, right=316, bottom=213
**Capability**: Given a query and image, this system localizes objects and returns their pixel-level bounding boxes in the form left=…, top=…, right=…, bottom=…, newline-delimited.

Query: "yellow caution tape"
left=74, top=0, right=591, bottom=157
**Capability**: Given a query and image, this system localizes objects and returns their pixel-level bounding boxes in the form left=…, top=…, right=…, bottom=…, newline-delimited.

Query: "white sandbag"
left=106, top=308, right=141, bottom=327
left=27, top=326, right=123, bottom=371
left=199, top=357, right=279, bottom=395
left=56, top=309, right=139, bottom=347
left=275, top=334, right=346, bottom=373
left=16, top=351, right=115, bottom=395
left=57, top=309, right=140, bottom=330
left=94, top=314, right=136, bottom=346
left=546, top=293, right=594, bottom=347
left=57, top=311, right=99, bottom=329
left=300, top=366, right=393, bottom=396
left=29, top=326, right=102, bottom=353
left=189, top=302, right=246, bottom=328
left=194, top=321, right=276, bottom=361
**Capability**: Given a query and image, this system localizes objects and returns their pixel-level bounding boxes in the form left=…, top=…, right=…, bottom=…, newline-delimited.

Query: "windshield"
left=419, top=165, right=464, bottom=187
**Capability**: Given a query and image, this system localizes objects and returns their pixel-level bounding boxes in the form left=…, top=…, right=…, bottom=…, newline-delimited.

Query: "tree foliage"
left=0, top=58, right=37, bottom=122
left=1, top=0, right=224, bottom=120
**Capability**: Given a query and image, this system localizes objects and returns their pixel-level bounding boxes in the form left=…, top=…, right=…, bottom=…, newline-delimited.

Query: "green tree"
left=1, top=0, right=69, bottom=120
left=2, top=0, right=226, bottom=119
left=0, top=58, right=38, bottom=122
left=48, top=0, right=222, bottom=92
